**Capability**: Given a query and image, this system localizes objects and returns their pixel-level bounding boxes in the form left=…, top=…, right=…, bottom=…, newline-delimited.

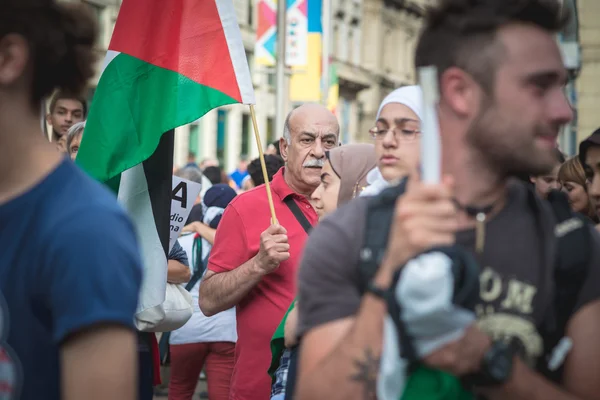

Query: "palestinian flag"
left=77, top=0, right=255, bottom=330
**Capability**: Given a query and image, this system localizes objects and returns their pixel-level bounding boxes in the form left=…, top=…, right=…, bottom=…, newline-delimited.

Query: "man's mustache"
left=303, top=159, right=324, bottom=168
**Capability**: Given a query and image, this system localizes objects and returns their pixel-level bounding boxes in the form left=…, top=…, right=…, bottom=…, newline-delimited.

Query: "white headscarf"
left=361, top=85, right=423, bottom=197
left=376, top=85, right=423, bottom=120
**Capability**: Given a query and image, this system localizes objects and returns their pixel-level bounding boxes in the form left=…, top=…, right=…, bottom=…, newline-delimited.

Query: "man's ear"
left=530, top=176, right=536, bottom=184
left=439, top=66, right=481, bottom=119
left=279, top=137, right=288, bottom=163
left=46, top=112, right=52, bottom=126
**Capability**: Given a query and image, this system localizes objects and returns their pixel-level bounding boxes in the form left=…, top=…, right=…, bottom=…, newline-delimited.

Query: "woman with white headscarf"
left=361, top=85, right=423, bottom=196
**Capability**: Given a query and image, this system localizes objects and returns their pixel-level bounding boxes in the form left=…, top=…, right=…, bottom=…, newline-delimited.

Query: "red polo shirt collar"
left=269, top=167, right=297, bottom=200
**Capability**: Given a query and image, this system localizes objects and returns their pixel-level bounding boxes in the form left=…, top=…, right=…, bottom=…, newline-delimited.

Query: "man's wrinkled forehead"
left=292, top=112, right=339, bottom=138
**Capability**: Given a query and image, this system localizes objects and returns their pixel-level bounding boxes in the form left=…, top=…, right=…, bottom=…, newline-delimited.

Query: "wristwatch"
left=366, top=281, right=388, bottom=300
left=467, top=340, right=515, bottom=387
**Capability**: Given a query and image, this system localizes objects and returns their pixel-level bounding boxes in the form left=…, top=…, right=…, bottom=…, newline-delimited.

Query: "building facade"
left=56, top=0, right=600, bottom=167
left=58, top=0, right=427, bottom=172
left=575, top=0, right=600, bottom=146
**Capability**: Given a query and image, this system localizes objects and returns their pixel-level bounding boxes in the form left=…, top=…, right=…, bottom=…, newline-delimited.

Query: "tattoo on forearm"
left=349, top=348, right=380, bottom=400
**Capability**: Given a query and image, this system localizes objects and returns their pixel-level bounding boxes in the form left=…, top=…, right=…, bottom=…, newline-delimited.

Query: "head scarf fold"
left=326, top=143, right=377, bottom=206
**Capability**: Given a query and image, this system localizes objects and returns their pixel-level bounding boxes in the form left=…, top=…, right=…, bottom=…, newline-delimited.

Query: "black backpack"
left=357, top=180, right=592, bottom=383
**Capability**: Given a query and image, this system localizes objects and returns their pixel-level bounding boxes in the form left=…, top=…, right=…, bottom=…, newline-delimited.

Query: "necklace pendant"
left=475, top=212, right=486, bottom=254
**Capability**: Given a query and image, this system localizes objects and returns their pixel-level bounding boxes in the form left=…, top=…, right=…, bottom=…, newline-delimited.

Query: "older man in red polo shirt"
left=199, top=103, right=339, bottom=400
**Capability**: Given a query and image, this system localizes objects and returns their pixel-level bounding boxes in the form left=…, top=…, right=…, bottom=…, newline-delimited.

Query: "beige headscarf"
left=326, top=143, right=377, bottom=206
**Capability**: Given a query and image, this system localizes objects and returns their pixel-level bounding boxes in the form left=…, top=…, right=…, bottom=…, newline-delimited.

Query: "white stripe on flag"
left=118, top=164, right=168, bottom=319
left=216, top=0, right=256, bottom=105
left=100, top=50, right=120, bottom=76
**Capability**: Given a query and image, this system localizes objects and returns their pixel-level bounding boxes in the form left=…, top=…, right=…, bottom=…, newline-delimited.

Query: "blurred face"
left=47, top=99, right=85, bottom=137
left=467, top=24, right=572, bottom=177
left=265, top=144, right=277, bottom=155
left=280, top=105, right=339, bottom=193
left=561, top=180, right=589, bottom=214
left=310, top=160, right=340, bottom=219
left=55, top=135, right=67, bottom=153
left=531, top=163, right=561, bottom=198
left=68, top=132, right=83, bottom=161
left=584, top=146, right=600, bottom=217
left=371, top=103, right=421, bottom=182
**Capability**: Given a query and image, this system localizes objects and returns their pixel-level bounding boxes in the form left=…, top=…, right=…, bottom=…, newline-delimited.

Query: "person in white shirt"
left=168, top=184, right=238, bottom=400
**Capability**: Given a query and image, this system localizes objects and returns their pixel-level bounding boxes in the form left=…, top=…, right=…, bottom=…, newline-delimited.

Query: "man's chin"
left=303, top=166, right=322, bottom=176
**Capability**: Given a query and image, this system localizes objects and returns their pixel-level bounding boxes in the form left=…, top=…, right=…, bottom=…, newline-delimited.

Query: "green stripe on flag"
left=77, top=52, right=239, bottom=183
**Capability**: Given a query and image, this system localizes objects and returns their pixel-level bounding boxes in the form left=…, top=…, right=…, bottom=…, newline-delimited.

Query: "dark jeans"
left=138, top=332, right=154, bottom=400
left=284, top=346, right=299, bottom=400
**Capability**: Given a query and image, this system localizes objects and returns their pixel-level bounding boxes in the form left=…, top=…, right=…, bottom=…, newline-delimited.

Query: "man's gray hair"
left=66, top=121, right=86, bottom=153
left=283, top=109, right=293, bottom=144
left=175, top=166, right=204, bottom=184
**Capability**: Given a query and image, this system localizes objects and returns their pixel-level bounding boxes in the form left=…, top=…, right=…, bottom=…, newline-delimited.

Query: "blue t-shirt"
left=0, top=159, right=143, bottom=400
left=229, top=169, right=248, bottom=189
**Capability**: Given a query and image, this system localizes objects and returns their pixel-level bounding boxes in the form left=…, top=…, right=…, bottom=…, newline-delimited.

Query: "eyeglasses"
left=368, top=126, right=421, bottom=141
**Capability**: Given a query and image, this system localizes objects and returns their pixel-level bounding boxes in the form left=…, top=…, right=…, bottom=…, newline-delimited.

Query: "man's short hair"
left=283, top=110, right=293, bottom=144
left=415, top=0, right=567, bottom=93
left=174, top=166, right=204, bottom=184
left=203, top=166, right=223, bottom=185
left=49, top=90, right=88, bottom=117
left=247, top=155, right=285, bottom=186
left=66, top=121, right=85, bottom=153
left=271, top=140, right=282, bottom=156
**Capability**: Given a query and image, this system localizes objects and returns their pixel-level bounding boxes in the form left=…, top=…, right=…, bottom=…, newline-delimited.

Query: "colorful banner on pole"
left=289, top=0, right=322, bottom=102
left=286, top=0, right=308, bottom=66
left=255, top=0, right=309, bottom=67
left=255, top=0, right=277, bottom=66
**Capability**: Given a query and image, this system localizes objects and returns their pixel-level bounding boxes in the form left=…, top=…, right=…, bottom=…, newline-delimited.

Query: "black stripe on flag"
left=143, top=130, right=174, bottom=257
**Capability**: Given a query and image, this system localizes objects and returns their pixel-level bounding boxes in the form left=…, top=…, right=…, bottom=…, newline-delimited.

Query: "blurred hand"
left=423, top=324, right=491, bottom=376
left=382, top=175, right=458, bottom=272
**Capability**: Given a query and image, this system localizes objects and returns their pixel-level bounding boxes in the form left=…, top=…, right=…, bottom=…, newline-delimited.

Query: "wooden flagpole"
left=249, top=104, right=278, bottom=225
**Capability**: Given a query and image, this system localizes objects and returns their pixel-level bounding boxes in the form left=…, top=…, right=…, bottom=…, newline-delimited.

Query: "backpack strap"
left=547, top=191, right=591, bottom=326
left=530, top=189, right=592, bottom=382
left=185, top=235, right=208, bottom=291
left=283, top=196, right=313, bottom=235
left=358, top=179, right=408, bottom=294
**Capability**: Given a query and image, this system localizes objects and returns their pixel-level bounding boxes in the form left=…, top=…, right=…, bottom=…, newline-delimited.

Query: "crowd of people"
left=2, top=0, right=600, bottom=400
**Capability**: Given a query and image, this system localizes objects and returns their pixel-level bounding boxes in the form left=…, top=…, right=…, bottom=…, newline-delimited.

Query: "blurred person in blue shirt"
left=0, top=1, right=143, bottom=399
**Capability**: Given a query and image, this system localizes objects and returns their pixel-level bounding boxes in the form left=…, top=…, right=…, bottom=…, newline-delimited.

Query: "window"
left=339, top=22, right=349, bottom=62
left=352, top=25, right=361, bottom=66
left=333, top=23, right=339, bottom=58
left=266, top=117, right=276, bottom=143
left=216, top=110, right=228, bottom=166
left=188, top=123, right=201, bottom=160
left=248, top=0, right=254, bottom=27
left=246, top=50, right=254, bottom=77
left=347, top=29, right=354, bottom=63
left=241, top=114, right=251, bottom=156
left=268, top=72, right=276, bottom=88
